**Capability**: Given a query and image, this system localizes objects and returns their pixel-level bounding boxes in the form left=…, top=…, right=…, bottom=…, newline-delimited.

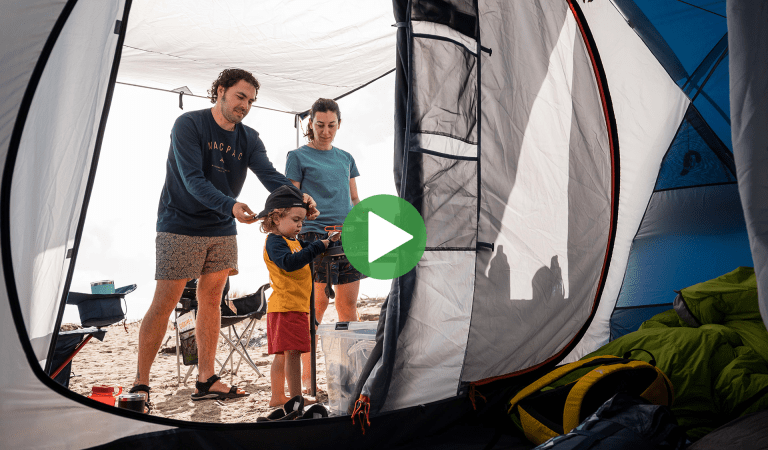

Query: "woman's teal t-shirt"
left=285, top=145, right=359, bottom=234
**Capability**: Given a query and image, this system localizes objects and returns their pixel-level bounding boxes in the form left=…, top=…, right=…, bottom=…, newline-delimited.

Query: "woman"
left=284, top=98, right=364, bottom=394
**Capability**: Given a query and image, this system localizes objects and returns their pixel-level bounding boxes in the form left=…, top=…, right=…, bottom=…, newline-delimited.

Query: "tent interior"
left=2, top=0, right=767, bottom=449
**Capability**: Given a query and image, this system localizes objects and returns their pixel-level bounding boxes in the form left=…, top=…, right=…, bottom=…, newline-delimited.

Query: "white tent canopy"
left=118, top=1, right=397, bottom=113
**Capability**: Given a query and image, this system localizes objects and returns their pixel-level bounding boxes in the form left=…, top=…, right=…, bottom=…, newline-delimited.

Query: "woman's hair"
left=208, top=68, right=260, bottom=104
left=304, top=98, right=341, bottom=142
left=258, top=208, right=289, bottom=234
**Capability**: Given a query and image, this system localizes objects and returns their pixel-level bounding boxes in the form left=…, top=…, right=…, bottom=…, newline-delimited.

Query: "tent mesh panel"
left=412, top=0, right=477, bottom=38
left=655, top=106, right=734, bottom=191
left=411, top=36, right=477, bottom=145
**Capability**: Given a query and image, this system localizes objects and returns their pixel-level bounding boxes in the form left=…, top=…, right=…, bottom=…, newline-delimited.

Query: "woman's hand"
left=321, top=239, right=330, bottom=249
left=303, top=193, right=320, bottom=220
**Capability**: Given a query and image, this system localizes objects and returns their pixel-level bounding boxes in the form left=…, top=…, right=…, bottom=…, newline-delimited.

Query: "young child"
left=256, top=184, right=338, bottom=407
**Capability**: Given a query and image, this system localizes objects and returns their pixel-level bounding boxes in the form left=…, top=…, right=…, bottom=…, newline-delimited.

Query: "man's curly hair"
left=258, top=208, right=290, bottom=234
left=208, top=69, right=260, bottom=104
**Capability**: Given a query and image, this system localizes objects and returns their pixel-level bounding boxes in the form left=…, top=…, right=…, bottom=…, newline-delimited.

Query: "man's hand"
left=233, top=202, right=257, bottom=224
left=303, top=193, right=320, bottom=220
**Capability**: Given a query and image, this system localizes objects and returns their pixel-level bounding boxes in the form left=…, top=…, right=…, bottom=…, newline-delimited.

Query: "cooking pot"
left=116, top=393, right=145, bottom=412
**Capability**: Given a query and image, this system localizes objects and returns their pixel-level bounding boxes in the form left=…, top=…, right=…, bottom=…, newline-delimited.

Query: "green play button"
left=341, top=194, right=427, bottom=280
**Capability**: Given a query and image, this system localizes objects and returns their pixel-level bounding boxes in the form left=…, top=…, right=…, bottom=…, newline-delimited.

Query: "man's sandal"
left=191, top=374, right=249, bottom=401
left=128, top=384, right=152, bottom=414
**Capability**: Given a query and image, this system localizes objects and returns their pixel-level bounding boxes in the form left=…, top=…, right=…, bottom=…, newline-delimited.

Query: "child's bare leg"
left=269, top=353, right=291, bottom=407
left=288, top=350, right=316, bottom=405
left=302, top=282, right=329, bottom=393
left=285, top=350, right=302, bottom=398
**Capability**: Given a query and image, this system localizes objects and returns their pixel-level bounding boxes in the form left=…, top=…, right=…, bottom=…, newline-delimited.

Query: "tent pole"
left=310, top=262, right=317, bottom=397
left=295, top=114, right=300, bottom=148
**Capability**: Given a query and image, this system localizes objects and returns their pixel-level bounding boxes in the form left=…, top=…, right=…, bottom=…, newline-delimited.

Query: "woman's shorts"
left=155, top=232, right=238, bottom=280
left=299, top=231, right=367, bottom=285
left=267, top=311, right=310, bottom=354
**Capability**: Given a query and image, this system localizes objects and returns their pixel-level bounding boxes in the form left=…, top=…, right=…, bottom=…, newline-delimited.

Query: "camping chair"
left=173, top=279, right=269, bottom=385
left=48, top=284, right=137, bottom=387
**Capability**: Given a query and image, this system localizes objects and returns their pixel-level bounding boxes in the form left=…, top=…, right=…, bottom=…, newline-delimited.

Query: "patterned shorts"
left=155, top=232, right=238, bottom=280
left=299, top=231, right=367, bottom=285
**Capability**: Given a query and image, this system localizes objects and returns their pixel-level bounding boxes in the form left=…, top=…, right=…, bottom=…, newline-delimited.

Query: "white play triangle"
left=368, top=211, right=413, bottom=263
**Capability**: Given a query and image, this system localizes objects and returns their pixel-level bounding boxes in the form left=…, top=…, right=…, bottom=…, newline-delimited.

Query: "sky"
left=63, top=72, right=397, bottom=324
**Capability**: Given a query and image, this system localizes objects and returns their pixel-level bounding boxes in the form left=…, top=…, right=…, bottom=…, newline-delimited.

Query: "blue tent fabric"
left=606, top=1, right=756, bottom=339
left=615, top=1, right=731, bottom=149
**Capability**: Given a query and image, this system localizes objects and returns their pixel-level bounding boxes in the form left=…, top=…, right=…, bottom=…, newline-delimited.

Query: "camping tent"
left=1, top=0, right=766, bottom=448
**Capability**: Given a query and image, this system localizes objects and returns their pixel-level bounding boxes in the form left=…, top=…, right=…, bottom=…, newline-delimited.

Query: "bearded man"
left=130, top=68, right=318, bottom=411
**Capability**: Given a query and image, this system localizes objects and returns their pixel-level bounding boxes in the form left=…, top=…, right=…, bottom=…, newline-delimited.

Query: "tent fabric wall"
left=0, top=1, right=174, bottom=448
left=564, top=1, right=689, bottom=362
left=610, top=184, right=753, bottom=339
left=613, top=0, right=730, bottom=151
left=467, top=0, right=613, bottom=382
left=602, top=0, right=756, bottom=341
left=729, top=1, right=768, bottom=327
left=359, top=0, right=691, bottom=413
left=12, top=0, right=126, bottom=366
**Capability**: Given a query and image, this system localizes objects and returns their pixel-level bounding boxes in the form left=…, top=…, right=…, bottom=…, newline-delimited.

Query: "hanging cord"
left=351, top=395, right=371, bottom=434
left=122, top=297, right=129, bottom=333
left=469, top=384, right=487, bottom=410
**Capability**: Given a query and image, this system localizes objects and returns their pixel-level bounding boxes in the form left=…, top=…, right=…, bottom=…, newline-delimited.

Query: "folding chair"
left=49, top=284, right=136, bottom=387
left=173, top=279, right=269, bottom=385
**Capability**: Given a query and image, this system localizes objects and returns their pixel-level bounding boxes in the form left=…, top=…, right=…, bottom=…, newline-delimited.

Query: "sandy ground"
left=66, top=296, right=384, bottom=423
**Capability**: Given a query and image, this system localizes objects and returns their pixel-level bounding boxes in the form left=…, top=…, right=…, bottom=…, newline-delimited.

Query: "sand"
left=66, top=296, right=384, bottom=423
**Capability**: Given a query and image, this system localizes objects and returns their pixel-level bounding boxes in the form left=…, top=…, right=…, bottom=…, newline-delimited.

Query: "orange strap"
left=351, top=395, right=371, bottom=434
left=469, top=384, right=487, bottom=410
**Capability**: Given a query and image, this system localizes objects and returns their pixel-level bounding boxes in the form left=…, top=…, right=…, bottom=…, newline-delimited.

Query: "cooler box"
left=317, top=321, right=377, bottom=416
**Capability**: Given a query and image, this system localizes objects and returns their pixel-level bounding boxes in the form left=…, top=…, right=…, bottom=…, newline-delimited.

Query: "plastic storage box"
left=317, top=321, right=377, bottom=416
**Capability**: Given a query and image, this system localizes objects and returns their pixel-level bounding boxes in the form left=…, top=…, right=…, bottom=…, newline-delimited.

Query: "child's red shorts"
left=267, top=311, right=310, bottom=355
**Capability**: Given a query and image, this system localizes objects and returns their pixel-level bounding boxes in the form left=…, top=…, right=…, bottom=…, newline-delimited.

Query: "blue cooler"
left=67, top=284, right=136, bottom=328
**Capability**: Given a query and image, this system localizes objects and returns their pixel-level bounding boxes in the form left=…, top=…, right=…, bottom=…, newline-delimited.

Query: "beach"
left=66, top=296, right=384, bottom=422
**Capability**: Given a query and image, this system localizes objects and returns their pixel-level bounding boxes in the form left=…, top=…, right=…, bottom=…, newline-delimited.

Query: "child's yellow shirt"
left=263, top=234, right=325, bottom=313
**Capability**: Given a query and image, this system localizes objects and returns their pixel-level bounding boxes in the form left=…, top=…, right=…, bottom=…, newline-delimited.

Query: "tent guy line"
left=115, top=81, right=295, bottom=114
left=117, top=67, right=396, bottom=116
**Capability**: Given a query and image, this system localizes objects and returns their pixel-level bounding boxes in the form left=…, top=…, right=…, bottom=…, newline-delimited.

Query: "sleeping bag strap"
left=351, top=395, right=371, bottom=434
left=507, top=356, right=624, bottom=413
left=623, top=348, right=657, bottom=366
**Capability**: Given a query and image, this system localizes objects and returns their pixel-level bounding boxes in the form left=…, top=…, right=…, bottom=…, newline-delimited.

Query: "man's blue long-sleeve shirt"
left=156, top=109, right=290, bottom=236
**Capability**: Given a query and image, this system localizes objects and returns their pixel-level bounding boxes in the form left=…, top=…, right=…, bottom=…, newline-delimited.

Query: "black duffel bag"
left=533, top=393, right=688, bottom=450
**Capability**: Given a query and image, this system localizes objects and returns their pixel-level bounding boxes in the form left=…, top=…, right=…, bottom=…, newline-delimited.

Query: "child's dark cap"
left=255, top=185, right=308, bottom=219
